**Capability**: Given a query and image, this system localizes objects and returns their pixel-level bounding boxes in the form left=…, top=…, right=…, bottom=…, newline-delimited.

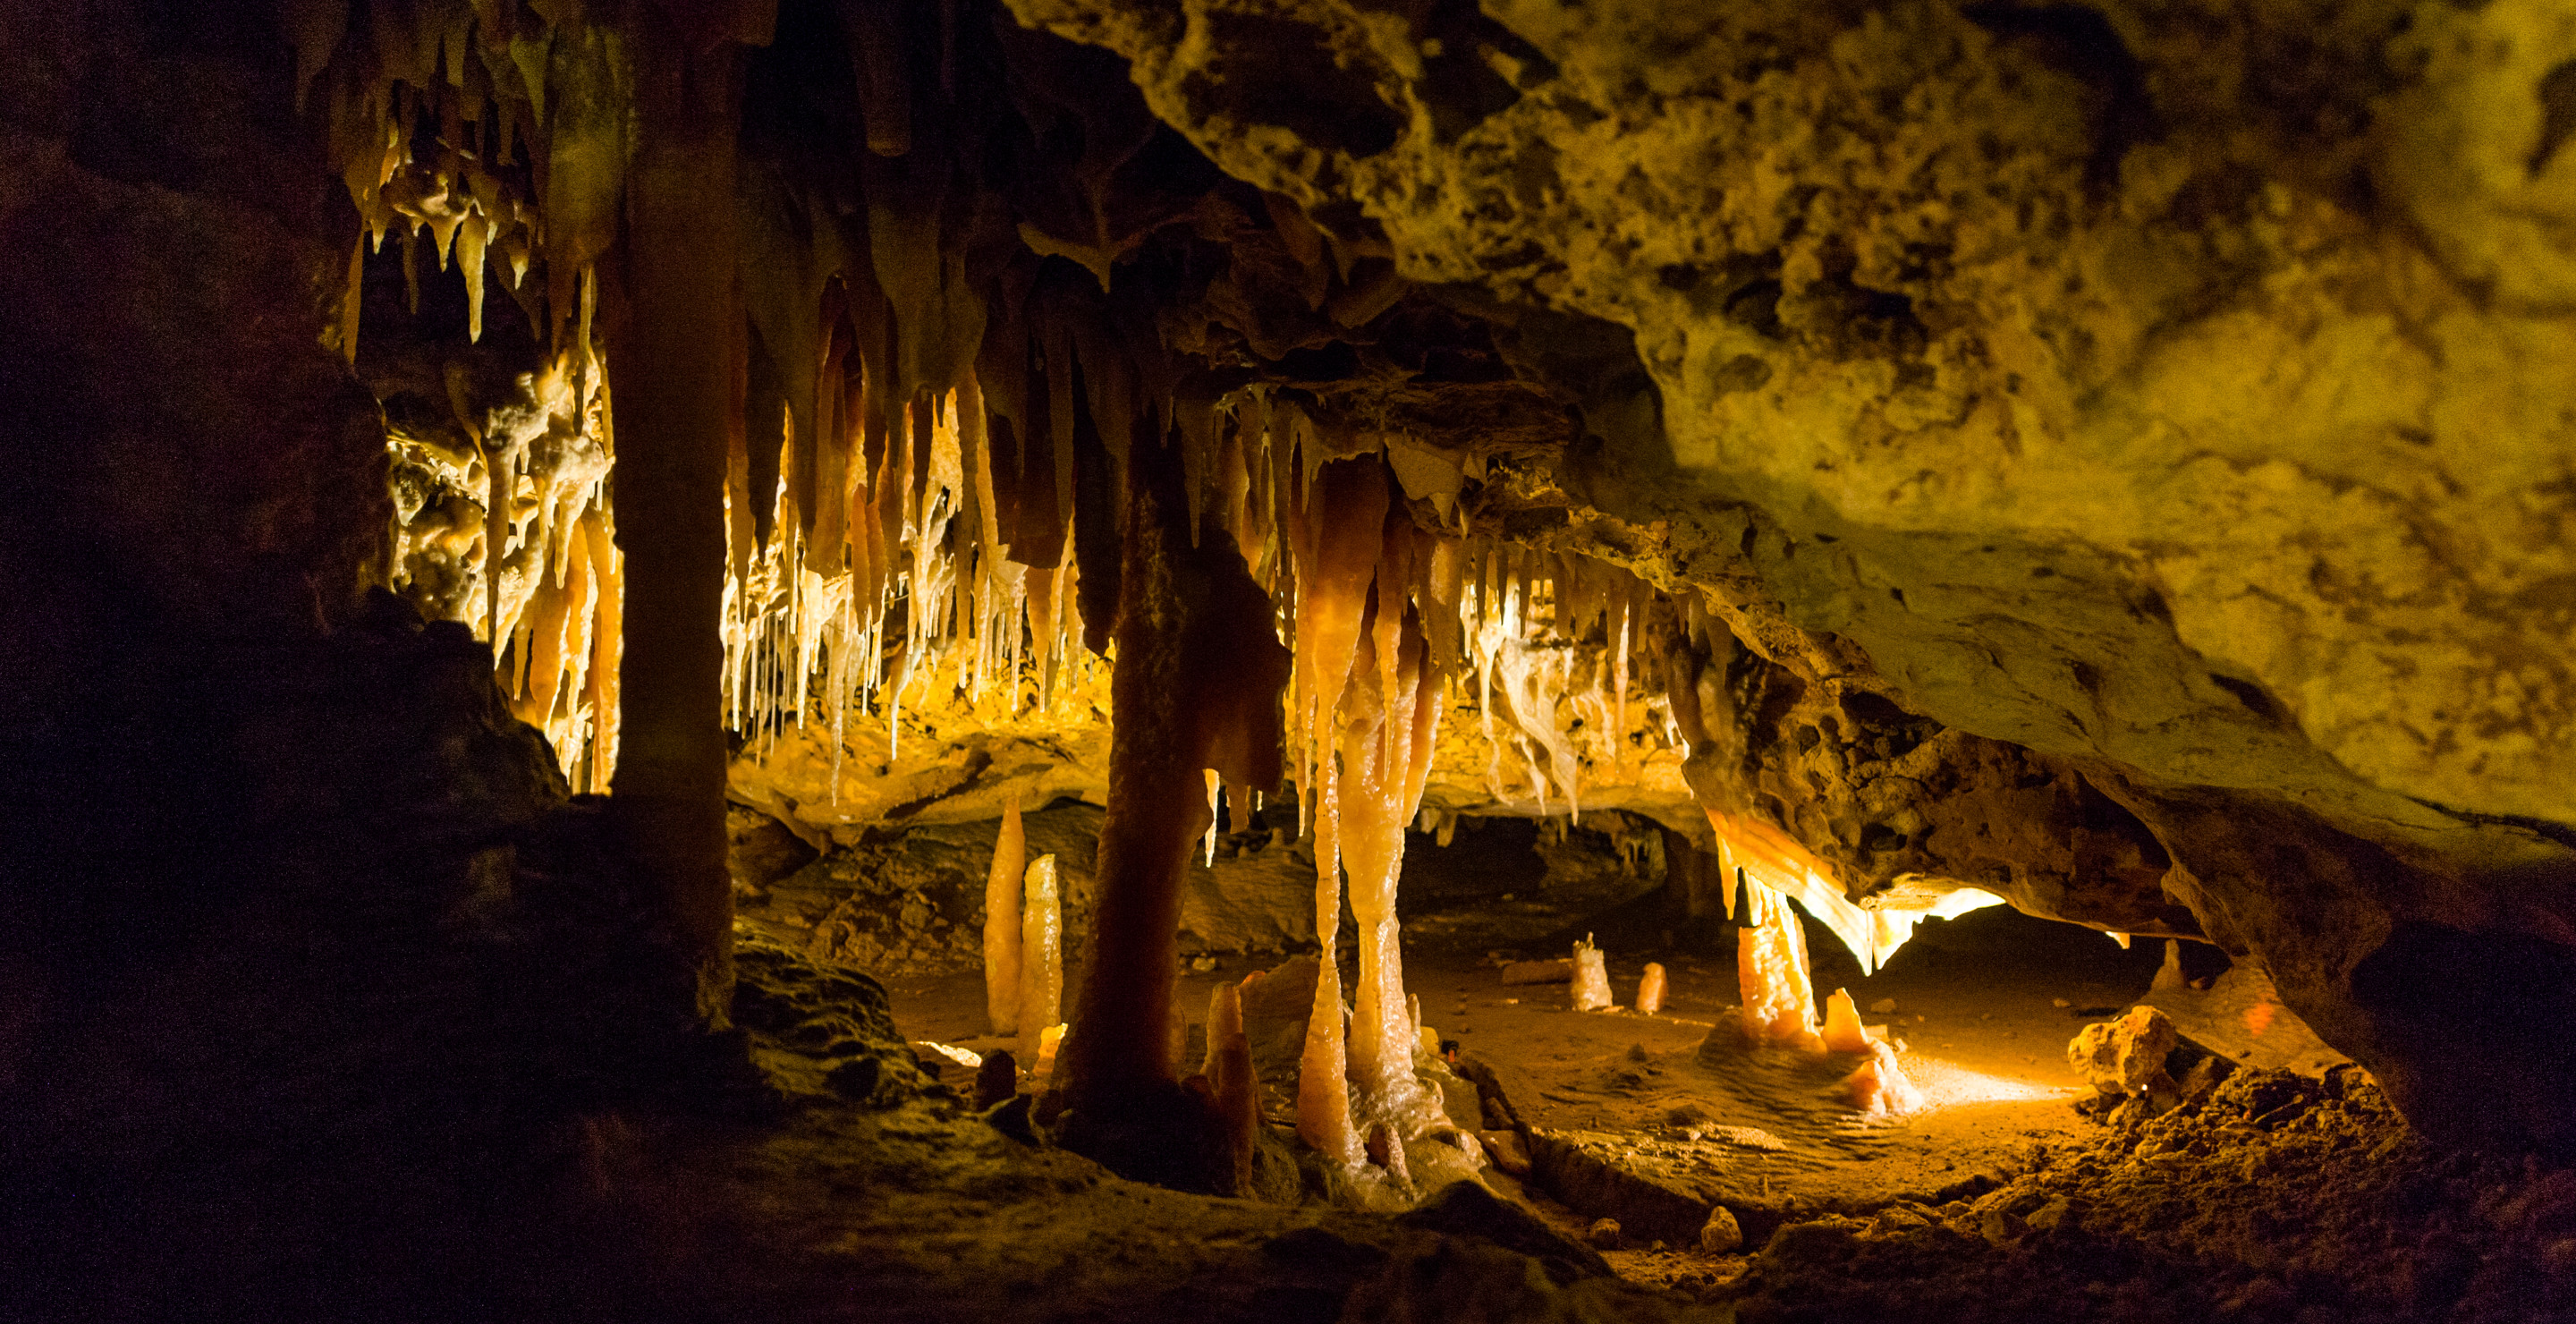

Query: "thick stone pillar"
left=608, top=18, right=742, bottom=1023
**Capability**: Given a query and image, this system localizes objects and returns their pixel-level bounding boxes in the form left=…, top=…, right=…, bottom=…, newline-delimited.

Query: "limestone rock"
left=2068, top=1006, right=2181, bottom=1103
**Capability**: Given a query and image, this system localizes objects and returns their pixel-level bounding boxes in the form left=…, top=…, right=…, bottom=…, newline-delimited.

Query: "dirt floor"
left=820, top=826, right=2574, bottom=1323
left=874, top=859, right=2216, bottom=1256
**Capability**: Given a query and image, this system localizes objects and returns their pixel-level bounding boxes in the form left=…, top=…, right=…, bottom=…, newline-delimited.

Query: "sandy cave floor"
left=874, top=884, right=2310, bottom=1289
left=684, top=841, right=2576, bottom=1324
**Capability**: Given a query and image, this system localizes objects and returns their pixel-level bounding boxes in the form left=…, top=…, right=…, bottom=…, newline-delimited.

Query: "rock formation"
left=7, top=4, right=2576, bottom=1318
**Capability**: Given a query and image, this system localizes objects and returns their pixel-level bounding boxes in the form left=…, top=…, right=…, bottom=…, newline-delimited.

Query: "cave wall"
left=0, top=6, right=736, bottom=1315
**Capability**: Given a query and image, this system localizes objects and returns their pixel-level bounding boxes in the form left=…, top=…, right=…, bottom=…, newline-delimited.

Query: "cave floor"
left=875, top=895, right=2223, bottom=1286
left=748, top=890, right=2570, bottom=1324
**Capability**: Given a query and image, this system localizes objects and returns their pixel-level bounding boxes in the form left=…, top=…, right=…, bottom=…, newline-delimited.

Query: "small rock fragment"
left=1586, top=1218, right=1623, bottom=1249
left=1699, top=1206, right=1744, bottom=1253
left=1868, top=997, right=1898, bottom=1014
left=1480, top=1129, right=1531, bottom=1175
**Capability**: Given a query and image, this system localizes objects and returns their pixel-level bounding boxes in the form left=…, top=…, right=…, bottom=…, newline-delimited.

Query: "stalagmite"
left=2152, top=938, right=2189, bottom=990
left=1018, top=853, right=1062, bottom=1067
left=984, top=794, right=1027, bottom=1036
left=1636, top=963, right=1667, bottom=1016
left=1820, top=988, right=1870, bottom=1053
left=1736, top=881, right=1825, bottom=1051
left=1034, top=1023, right=1067, bottom=1085
left=1571, top=936, right=1614, bottom=1012
left=1204, top=982, right=1257, bottom=1194
left=1839, top=1040, right=1924, bottom=1117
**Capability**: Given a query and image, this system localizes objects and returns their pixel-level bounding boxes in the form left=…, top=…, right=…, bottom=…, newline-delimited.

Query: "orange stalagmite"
left=1204, top=982, right=1257, bottom=1194
left=1821, top=988, right=1870, bottom=1053
left=1571, top=937, right=1614, bottom=1012
left=985, top=794, right=1027, bottom=1036
left=1637, top=963, right=1668, bottom=1016
left=1017, top=853, right=1062, bottom=1067
left=1339, top=582, right=1447, bottom=1131
left=1840, top=1040, right=1924, bottom=1117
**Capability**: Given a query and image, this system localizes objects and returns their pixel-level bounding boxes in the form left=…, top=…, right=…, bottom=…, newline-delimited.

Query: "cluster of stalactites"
left=1278, top=460, right=1452, bottom=1164
left=1703, top=805, right=2006, bottom=977
left=718, top=374, right=1097, bottom=780
left=308, top=0, right=641, bottom=789
left=1441, top=539, right=1655, bottom=821
left=382, top=268, right=623, bottom=790
left=294, top=0, right=627, bottom=365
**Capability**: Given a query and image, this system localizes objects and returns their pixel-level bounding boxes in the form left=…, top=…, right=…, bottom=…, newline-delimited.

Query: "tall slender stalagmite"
left=1055, top=414, right=1290, bottom=1187
left=985, top=794, right=1027, bottom=1036
left=1338, top=584, right=1446, bottom=1133
left=608, top=13, right=750, bottom=1022
left=1019, top=853, right=1062, bottom=1066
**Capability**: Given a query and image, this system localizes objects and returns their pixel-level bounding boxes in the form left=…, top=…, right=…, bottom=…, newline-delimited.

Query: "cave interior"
left=5, top=1, right=2576, bottom=1321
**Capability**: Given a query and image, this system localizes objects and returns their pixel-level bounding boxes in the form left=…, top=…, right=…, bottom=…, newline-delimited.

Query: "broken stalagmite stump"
left=1820, top=988, right=1869, bottom=1053
left=1636, top=963, right=1667, bottom=1016
left=985, top=794, right=1027, bottom=1036
left=976, top=1050, right=1018, bottom=1109
left=1571, top=937, right=1613, bottom=1012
